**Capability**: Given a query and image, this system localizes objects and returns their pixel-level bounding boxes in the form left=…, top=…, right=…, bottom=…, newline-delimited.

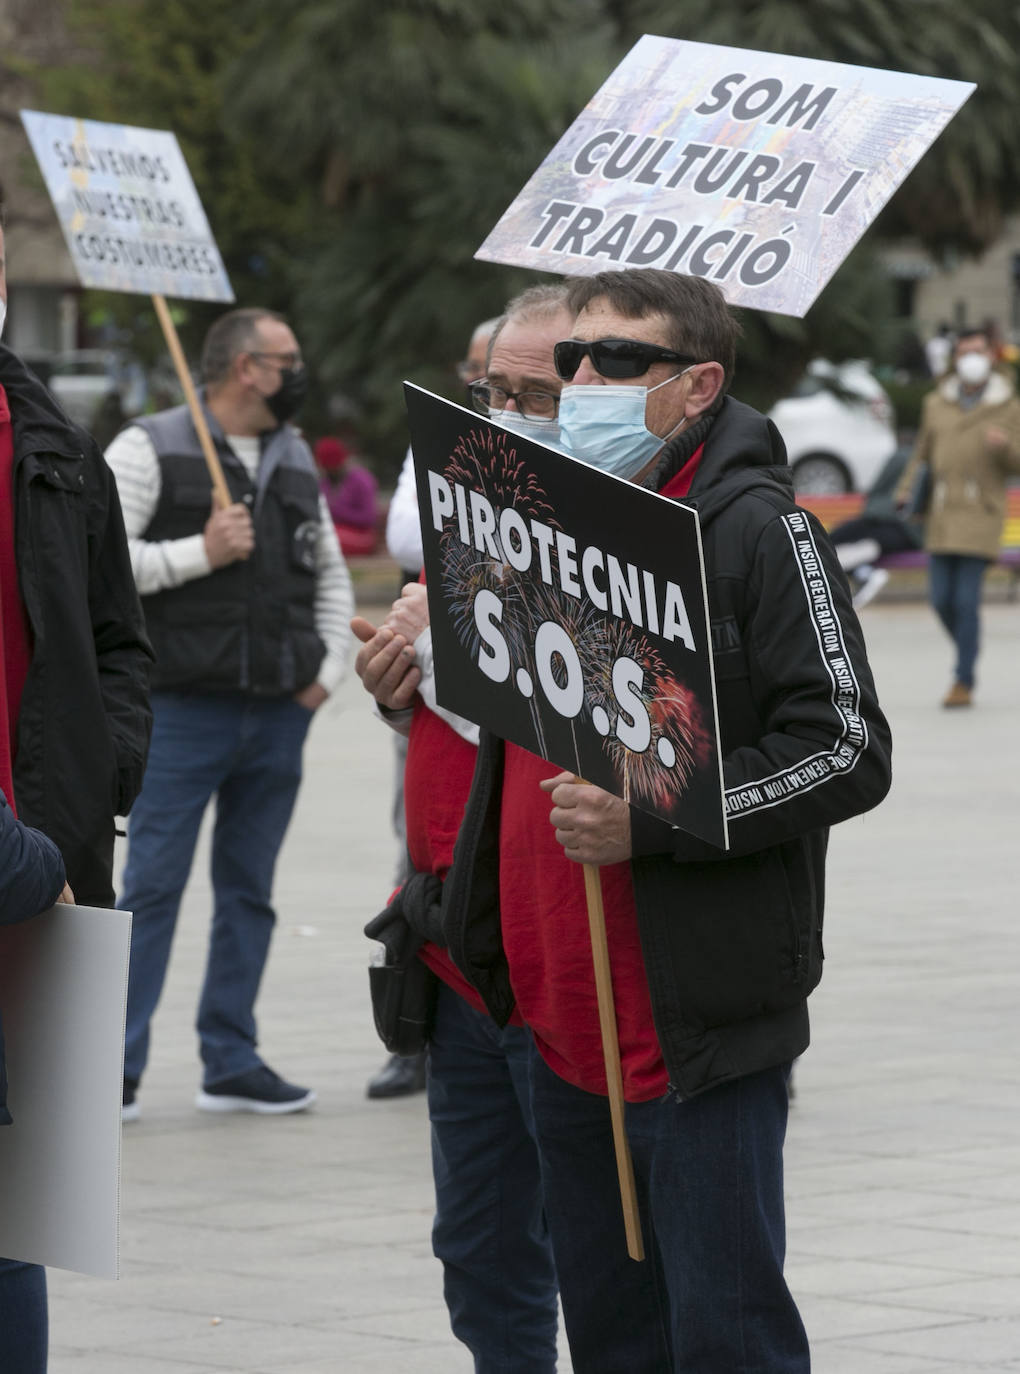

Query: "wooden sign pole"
left=151, top=293, right=231, bottom=509
left=582, top=859, right=645, bottom=1262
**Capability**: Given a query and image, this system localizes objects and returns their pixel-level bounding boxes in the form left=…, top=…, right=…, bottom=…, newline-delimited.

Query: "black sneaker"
left=195, top=1065, right=316, bottom=1115
left=122, top=1077, right=141, bottom=1124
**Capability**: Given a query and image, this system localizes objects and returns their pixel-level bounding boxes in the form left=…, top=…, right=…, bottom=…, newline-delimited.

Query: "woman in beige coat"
left=897, top=328, right=1020, bottom=706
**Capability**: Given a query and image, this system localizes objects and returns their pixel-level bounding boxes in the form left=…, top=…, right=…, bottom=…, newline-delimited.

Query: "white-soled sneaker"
left=122, top=1078, right=141, bottom=1124
left=196, top=1065, right=316, bottom=1115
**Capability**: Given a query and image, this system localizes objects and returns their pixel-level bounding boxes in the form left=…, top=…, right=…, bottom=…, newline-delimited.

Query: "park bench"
left=798, top=486, right=1020, bottom=599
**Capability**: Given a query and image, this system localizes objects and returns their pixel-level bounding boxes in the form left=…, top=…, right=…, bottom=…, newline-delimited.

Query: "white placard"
left=21, top=109, right=234, bottom=303
left=475, top=37, right=973, bottom=317
left=0, top=904, right=132, bottom=1279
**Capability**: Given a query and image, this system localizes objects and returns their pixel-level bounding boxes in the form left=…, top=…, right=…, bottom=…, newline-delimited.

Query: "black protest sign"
left=406, top=384, right=728, bottom=849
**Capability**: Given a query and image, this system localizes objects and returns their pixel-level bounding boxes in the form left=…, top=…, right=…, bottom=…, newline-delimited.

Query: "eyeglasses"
left=249, top=350, right=303, bottom=372
left=469, top=380, right=559, bottom=421
left=553, top=338, right=697, bottom=381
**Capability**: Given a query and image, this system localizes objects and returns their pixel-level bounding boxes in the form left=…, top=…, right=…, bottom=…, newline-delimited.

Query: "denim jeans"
left=928, top=553, right=990, bottom=688
left=121, top=691, right=312, bottom=1086
left=529, top=1048, right=809, bottom=1373
left=0, top=1259, right=46, bottom=1373
left=428, top=982, right=558, bottom=1373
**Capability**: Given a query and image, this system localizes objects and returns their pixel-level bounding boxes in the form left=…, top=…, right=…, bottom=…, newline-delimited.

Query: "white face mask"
left=956, top=352, right=992, bottom=387
left=490, top=409, right=564, bottom=451
left=0, top=299, right=6, bottom=339
left=558, top=369, right=691, bottom=479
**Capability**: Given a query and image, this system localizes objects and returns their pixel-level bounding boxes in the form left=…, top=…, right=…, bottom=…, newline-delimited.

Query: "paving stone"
left=43, top=599, right=1020, bottom=1373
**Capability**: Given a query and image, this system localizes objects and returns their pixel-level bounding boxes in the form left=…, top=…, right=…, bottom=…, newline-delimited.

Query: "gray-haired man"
left=354, top=284, right=574, bottom=1370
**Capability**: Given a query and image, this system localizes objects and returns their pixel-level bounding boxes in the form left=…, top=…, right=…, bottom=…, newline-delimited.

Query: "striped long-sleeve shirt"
left=105, top=425, right=353, bottom=693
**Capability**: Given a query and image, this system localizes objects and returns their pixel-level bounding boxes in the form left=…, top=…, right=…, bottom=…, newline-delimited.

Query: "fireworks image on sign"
left=582, top=620, right=712, bottom=810
left=439, top=425, right=558, bottom=661
left=439, top=426, right=711, bottom=812
left=440, top=427, right=562, bottom=755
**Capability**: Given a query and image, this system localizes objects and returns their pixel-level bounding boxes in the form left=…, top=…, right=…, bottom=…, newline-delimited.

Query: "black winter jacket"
left=3, top=344, right=153, bottom=906
left=441, top=396, right=893, bottom=1099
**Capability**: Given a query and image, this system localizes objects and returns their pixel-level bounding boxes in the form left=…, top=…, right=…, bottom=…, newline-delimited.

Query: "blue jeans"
left=428, top=982, right=558, bottom=1373
left=121, top=691, right=312, bottom=1086
left=928, top=553, right=990, bottom=688
left=529, top=1049, right=809, bottom=1373
left=0, top=1259, right=46, bottom=1373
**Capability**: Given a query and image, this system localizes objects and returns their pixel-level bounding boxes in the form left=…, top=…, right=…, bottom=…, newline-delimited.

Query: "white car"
left=768, top=359, right=897, bottom=496
left=45, top=350, right=148, bottom=430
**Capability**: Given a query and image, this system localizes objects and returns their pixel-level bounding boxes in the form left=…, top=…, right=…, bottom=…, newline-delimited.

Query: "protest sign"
left=21, top=109, right=235, bottom=505
left=476, top=36, right=974, bottom=317
left=0, top=904, right=132, bottom=1279
left=23, top=108, right=236, bottom=505
left=21, top=110, right=234, bottom=303
left=406, top=384, right=727, bottom=850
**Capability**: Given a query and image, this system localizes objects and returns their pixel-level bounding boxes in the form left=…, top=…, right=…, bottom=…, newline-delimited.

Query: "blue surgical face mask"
left=491, top=409, right=565, bottom=452
left=558, top=370, right=691, bottom=479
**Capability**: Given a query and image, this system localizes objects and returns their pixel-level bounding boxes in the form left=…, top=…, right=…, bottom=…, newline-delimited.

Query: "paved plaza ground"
left=46, top=589, right=1020, bottom=1373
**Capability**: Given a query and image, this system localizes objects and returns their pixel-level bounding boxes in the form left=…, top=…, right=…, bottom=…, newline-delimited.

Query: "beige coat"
left=897, top=370, right=1020, bottom=560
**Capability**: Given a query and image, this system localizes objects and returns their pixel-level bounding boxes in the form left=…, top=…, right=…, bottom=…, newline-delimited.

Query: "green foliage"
left=25, top=0, right=1020, bottom=473
left=222, top=0, right=614, bottom=466
left=29, top=0, right=308, bottom=358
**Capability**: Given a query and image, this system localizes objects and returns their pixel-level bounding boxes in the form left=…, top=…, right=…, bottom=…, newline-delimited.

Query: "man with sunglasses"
left=106, top=307, right=352, bottom=1119
left=437, top=268, right=892, bottom=1372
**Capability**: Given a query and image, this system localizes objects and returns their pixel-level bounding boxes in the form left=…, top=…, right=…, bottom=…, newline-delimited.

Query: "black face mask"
left=266, top=367, right=308, bottom=425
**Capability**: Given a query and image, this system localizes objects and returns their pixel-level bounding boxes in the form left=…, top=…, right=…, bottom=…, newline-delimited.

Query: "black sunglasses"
left=553, top=338, right=697, bottom=381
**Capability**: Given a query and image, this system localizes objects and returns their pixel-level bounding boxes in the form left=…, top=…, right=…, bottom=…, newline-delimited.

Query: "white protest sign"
left=21, top=110, right=234, bottom=303
left=476, top=37, right=974, bottom=317
left=0, top=904, right=132, bottom=1279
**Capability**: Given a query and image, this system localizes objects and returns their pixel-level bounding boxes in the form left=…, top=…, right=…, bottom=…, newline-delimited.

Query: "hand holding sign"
left=540, top=772, right=633, bottom=866
left=203, top=500, right=255, bottom=568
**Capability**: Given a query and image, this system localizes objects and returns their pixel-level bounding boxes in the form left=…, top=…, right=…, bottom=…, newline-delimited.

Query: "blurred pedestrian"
left=897, top=326, right=1020, bottom=706
left=924, top=323, right=953, bottom=379
left=829, top=443, right=923, bottom=608
left=314, top=435, right=379, bottom=556
left=315, top=435, right=378, bottom=529
left=106, top=307, right=352, bottom=1119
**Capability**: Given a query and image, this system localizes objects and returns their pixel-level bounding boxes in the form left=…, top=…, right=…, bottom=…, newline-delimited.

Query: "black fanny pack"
left=363, top=872, right=444, bottom=1056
